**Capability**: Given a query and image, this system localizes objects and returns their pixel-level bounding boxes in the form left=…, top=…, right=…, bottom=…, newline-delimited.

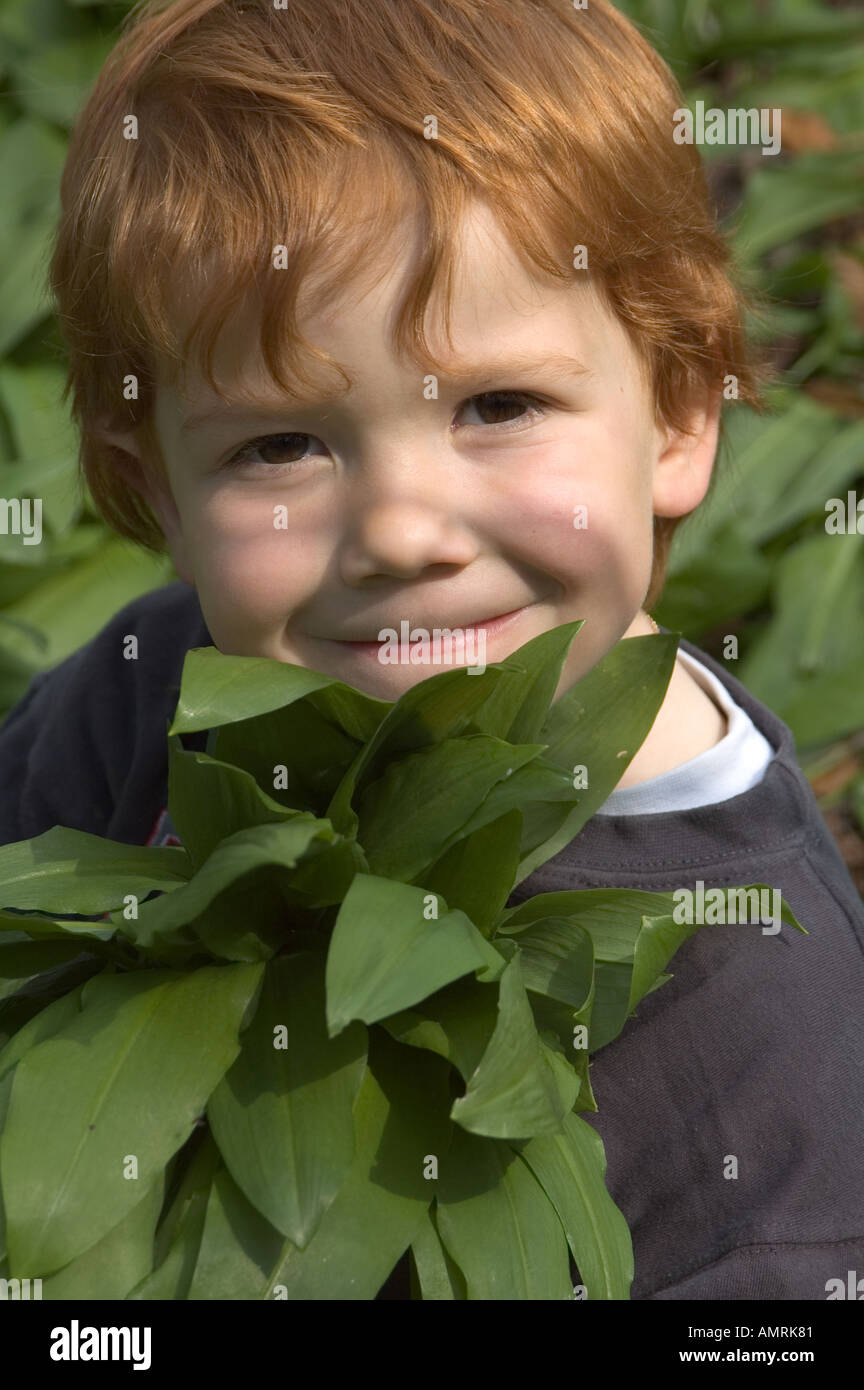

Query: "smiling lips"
left=333, top=605, right=530, bottom=647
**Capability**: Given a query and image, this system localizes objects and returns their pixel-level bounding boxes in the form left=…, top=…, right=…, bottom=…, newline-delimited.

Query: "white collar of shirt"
left=595, top=647, right=776, bottom=816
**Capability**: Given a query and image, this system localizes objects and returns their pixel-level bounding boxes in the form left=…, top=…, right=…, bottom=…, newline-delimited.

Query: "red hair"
left=49, top=0, right=768, bottom=607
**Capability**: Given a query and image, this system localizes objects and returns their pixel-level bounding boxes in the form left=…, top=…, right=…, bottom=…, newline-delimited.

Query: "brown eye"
left=228, top=433, right=324, bottom=470
left=259, top=434, right=308, bottom=463
left=461, top=391, right=545, bottom=429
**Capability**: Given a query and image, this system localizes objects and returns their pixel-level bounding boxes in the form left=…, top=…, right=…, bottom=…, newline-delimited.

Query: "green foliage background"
left=0, top=0, right=863, bottom=853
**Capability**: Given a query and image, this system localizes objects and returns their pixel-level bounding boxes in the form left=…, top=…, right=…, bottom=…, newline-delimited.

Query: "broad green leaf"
left=435, top=1124, right=573, bottom=1299
left=0, top=1068, right=14, bottom=1263
left=668, top=399, right=838, bottom=573
left=0, top=360, right=66, bottom=462
left=756, top=417, right=864, bottom=544
left=169, top=647, right=388, bottom=737
left=306, top=683, right=391, bottom=743
left=0, top=0, right=91, bottom=51
left=40, top=1177, right=165, bottom=1300
left=529, top=992, right=596, bottom=1114
left=514, top=633, right=678, bottom=883
left=515, top=1111, right=633, bottom=1299
left=123, top=819, right=363, bottom=962
left=12, top=34, right=115, bottom=127
left=325, top=874, right=505, bottom=1037
left=186, top=1168, right=284, bottom=1300
left=508, top=916, right=594, bottom=1012
left=410, top=1205, right=466, bottom=1299
left=628, top=913, right=701, bottom=1016
left=77, top=966, right=182, bottom=1013
left=0, top=826, right=191, bottom=914
left=457, top=619, right=584, bottom=745
left=0, top=908, right=118, bottom=944
left=0, top=119, right=66, bottom=354
left=0, top=982, right=84, bottom=1080
left=630, top=888, right=805, bottom=1012
left=732, top=151, right=864, bottom=262
left=450, top=953, right=576, bottom=1140
left=500, top=887, right=802, bottom=1054
left=209, top=700, right=363, bottom=816
left=1, top=962, right=263, bottom=1275
left=498, top=888, right=683, bottom=1050
left=207, top=952, right=367, bottom=1247
left=152, top=1130, right=222, bottom=1266
left=739, top=530, right=864, bottom=746
left=0, top=938, right=102, bottom=1003
left=691, top=9, right=864, bottom=61
left=0, top=362, right=81, bottom=536
left=324, top=660, right=519, bottom=834
left=379, top=973, right=501, bottom=1081
left=0, top=957, right=105, bottom=1047
left=379, top=1010, right=453, bottom=1068
left=167, top=740, right=312, bottom=872
left=323, top=621, right=584, bottom=837
left=421, top=809, right=523, bottom=936
left=356, top=735, right=547, bottom=881
left=0, top=557, right=79, bottom=624
left=656, top=522, right=772, bottom=635
left=498, top=887, right=678, bottom=957
left=727, top=55, right=864, bottom=144
left=501, top=915, right=598, bottom=1111
left=263, top=1029, right=454, bottom=1300
left=127, top=1131, right=222, bottom=1301
left=0, top=541, right=174, bottom=672
left=456, top=754, right=579, bottom=848
left=541, top=1037, right=582, bottom=1117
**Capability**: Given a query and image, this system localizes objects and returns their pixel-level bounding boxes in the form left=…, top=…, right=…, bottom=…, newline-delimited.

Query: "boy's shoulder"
left=521, top=633, right=859, bottom=905
left=0, top=580, right=210, bottom=847
left=512, top=637, right=864, bottom=1300
left=515, top=630, right=864, bottom=988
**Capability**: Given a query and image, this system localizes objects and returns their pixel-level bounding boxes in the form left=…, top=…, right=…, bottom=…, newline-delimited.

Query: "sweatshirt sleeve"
left=0, top=667, right=66, bottom=843
left=0, top=581, right=210, bottom=848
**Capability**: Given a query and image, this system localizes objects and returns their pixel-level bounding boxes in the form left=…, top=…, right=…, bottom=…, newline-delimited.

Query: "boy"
left=2, top=0, right=863, bottom=1300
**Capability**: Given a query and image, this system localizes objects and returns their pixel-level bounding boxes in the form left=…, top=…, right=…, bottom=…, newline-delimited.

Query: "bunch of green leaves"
left=0, top=623, right=804, bottom=1298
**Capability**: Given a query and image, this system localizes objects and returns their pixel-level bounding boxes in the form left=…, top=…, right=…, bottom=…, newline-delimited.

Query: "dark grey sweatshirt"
left=1, top=581, right=862, bottom=1300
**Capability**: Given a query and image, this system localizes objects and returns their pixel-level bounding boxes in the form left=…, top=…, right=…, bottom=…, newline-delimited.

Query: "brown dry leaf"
left=822, top=806, right=864, bottom=897
left=779, top=108, right=839, bottom=153
left=809, top=753, right=864, bottom=798
left=832, top=251, right=864, bottom=330
left=803, top=379, right=864, bottom=418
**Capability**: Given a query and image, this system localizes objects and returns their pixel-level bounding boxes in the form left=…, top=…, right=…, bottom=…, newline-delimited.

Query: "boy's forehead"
left=158, top=198, right=629, bottom=414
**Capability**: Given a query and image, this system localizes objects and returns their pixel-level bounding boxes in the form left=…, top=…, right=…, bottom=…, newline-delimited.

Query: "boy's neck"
left=615, top=612, right=728, bottom=789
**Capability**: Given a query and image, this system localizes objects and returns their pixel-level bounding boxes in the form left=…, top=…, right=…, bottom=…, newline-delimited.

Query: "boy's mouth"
left=330, top=605, right=531, bottom=653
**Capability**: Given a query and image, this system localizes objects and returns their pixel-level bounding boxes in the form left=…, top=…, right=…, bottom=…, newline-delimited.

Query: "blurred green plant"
left=0, top=0, right=175, bottom=709
left=1, top=0, right=863, bottom=858
left=618, top=0, right=864, bottom=861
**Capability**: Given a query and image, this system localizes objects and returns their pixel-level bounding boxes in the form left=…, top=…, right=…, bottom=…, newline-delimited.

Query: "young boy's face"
left=122, top=199, right=718, bottom=701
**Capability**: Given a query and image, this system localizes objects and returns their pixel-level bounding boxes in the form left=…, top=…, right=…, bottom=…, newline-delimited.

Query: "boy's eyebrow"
left=431, top=351, right=593, bottom=389
left=179, top=352, right=592, bottom=433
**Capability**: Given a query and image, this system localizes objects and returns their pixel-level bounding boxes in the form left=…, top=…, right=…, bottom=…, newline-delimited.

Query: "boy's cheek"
left=186, top=524, right=326, bottom=633
left=508, top=472, right=652, bottom=589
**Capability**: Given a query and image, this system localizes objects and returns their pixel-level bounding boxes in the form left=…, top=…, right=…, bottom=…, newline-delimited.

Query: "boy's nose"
left=337, top=480, right=480, bottom=583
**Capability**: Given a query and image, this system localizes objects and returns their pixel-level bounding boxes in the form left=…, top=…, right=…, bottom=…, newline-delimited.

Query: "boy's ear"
left=97, top=423, right=195, bottom=586
left=651, top=387, right=722, bottom=518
